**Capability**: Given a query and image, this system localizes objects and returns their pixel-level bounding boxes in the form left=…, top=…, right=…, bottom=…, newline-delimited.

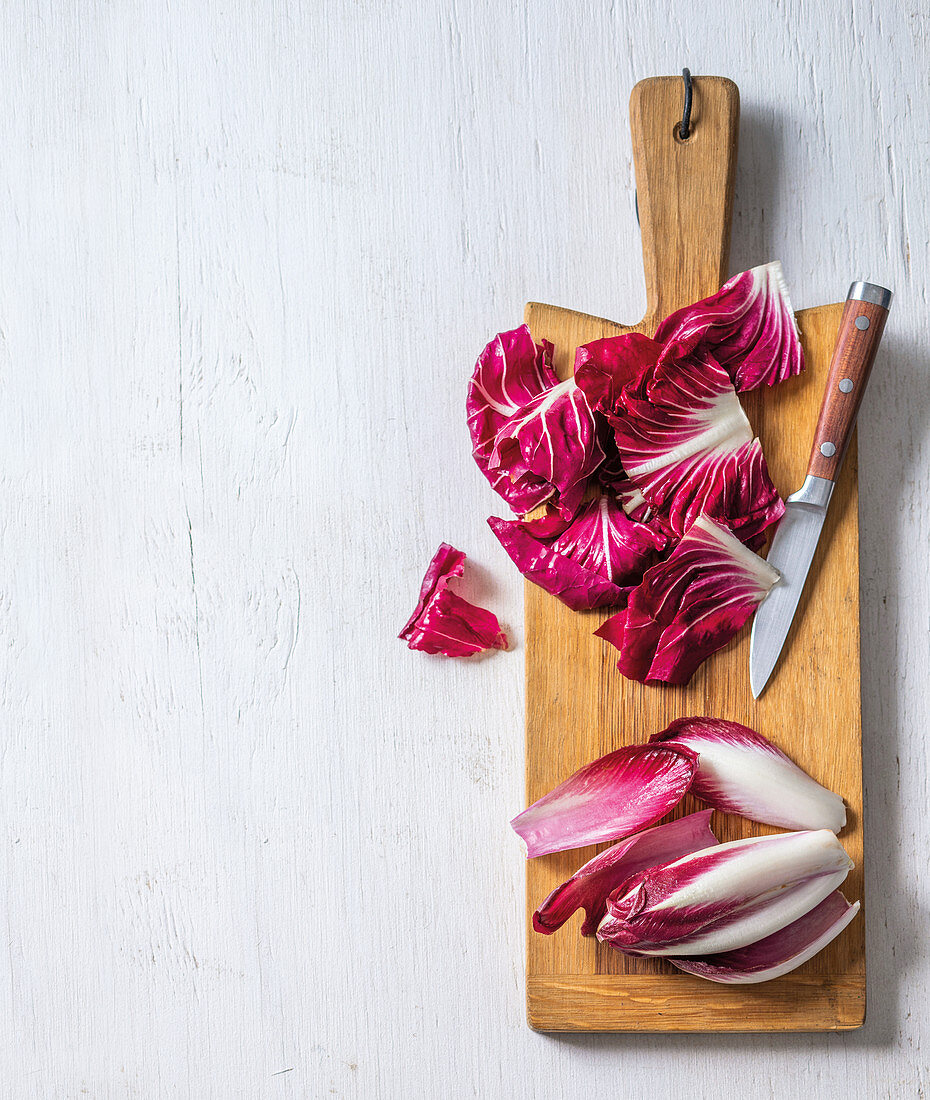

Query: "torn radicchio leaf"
left=573, top=332, right=662, bottom=414
left=489, top=378, right=605, bottom=519
left=594, top=515, right=780, bottom=685
left=399, top=543, right=507, bottom=657
left=488, top=491, right=667, bottom=612
left=654, top=262, right=804, bottom=392
left=467, top=325, right=603, bottom=517
left=607, top=348, right=784, bottom=546
left=466, top=326, right=558, bottom=514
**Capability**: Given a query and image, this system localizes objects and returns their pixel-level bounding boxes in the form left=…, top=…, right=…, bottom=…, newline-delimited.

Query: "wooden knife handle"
left=630, top=76, right=739, bottom=328
left=807, top=282, right=893, bottom=481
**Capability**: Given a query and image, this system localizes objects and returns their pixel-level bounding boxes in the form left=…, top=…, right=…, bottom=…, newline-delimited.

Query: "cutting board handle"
left=630, top=76, right=740, bottom=330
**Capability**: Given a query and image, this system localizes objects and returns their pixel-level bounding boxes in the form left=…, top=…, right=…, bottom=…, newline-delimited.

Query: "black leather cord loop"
left=680, top=68, right=693, bottom=139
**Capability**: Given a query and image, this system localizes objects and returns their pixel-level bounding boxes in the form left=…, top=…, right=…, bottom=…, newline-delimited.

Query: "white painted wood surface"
left=0, top=1, right=927, bottom=1095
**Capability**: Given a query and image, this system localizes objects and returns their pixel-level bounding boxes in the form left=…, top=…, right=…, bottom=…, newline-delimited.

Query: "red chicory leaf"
left=654, top=262, right=804, bottom=392
left=489, top=378, right=605, bottom=519
left=511, top=744, right=697, bottom=858
left=597, top=829, right=854, bottom=956
left=488, top=491, right=666, bottom=612
left=595, top=515, right=780, bottom=685
left=651, top=717, right=846, bottom=832
left=466, top=326, right=559, bottom=515
left=399, top=543, right=507, bottom=657
left=573, top=332, right=663, bottom=414
left=608, top=348, right=784, bottom=545
left=533, top=811, right=718, bottom=936
left=668, top=891, right=859, bottom=984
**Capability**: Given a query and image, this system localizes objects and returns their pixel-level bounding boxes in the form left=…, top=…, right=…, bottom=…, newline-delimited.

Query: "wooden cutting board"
left=523, top=76, right=864, bottom=1032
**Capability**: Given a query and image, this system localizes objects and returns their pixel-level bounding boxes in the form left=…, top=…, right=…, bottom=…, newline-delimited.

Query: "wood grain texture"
left=808, top=297, right=891, bottom=480
left=1, top=1, right=928, bottom=1095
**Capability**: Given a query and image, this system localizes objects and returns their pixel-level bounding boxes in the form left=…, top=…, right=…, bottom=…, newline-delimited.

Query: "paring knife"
left=749, top=281, right=893, bottom=698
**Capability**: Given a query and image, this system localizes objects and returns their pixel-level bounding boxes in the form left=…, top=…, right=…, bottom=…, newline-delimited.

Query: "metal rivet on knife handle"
left=820, top=442, right=836, bottom=457
left=839, top=378, right=854, bottom=393
left=854, top=316, right=870, bottom=330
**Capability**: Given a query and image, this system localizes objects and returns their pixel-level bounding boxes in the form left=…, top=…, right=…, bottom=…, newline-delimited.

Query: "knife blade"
left=749, top=280, right=893, bottom=698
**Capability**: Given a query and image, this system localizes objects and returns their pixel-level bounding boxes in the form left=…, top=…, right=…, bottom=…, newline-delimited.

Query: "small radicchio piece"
left=596, top=829, right=854, bottom=957
left=511, top=744, right=697, bottom=858
left=573, top=332, right=662, bottom=414
left=595, top=515, right=780, bottom=685
left=651, top=717, right=847, bottom=832
left=533, top=811, right=718, bottom=936
left=466, top=326, right=559, bottom=515
left=488, top=491, right=667, bottom=612
left=399, top=544, right=507, bottom=657
left=668, top=891, right=860, bottom=984
left=489, top=377, right=605, bottom=519
left=609, top=349, right=784, bottom=545
left=654, top=262, right=804, bottom=392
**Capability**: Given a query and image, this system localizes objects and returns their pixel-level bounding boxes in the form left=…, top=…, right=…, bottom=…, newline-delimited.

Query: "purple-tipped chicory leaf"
left=608, top=349, right=784, bottom=545
left=596, top=829, right=854, bottom=956
left=595, top=515, right=780, bottom=685
left=655, top=262, right=804, bottom=392
left=466, top=326, right=559, bottom=515
left=399, top=543, right=507, bottom=657
left=511, top=744, right=698, bottom=858
left=651, top=717, right=847, bottom=832
left=489, top=378, right=605, bottom=519
left=668, top=891, right=859, bottom=983
left=533, top=811, right=718, bottom=936
left=488, top=491, right=666, bottom=612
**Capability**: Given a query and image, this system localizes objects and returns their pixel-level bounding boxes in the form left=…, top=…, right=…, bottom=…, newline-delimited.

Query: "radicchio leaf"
left=596, top=829, right=854, bottom=956
left=533, top=811, right=718, bottom=936
left=651, top=717, right=847, bottom=832
left=511, top=744, right=697, bottom=858
left=488, top=491, right=666, bottom=612
left=573, top=332, right=662, bottom=414
left=489, top=378, right=605, bottom=519
left=466, top=326, right=559, bottom=514
left=655, top=262, right=804, bottom=392
left=609, top=349, right=784, bottom=545
left=668, top=891, right=859, bottom=984
left=595, top=515, right=780, bottom=685
left=399, top=543, right=507, bottom=657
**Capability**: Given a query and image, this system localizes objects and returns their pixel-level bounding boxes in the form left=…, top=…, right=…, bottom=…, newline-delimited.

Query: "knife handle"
left=806, top=281, right=892, bottom=481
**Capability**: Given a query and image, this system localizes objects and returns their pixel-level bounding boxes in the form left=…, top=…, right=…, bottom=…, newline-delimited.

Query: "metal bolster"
left=848, top=281, right=893, bottom=310
left=787, top=474, right=835, bottom=510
